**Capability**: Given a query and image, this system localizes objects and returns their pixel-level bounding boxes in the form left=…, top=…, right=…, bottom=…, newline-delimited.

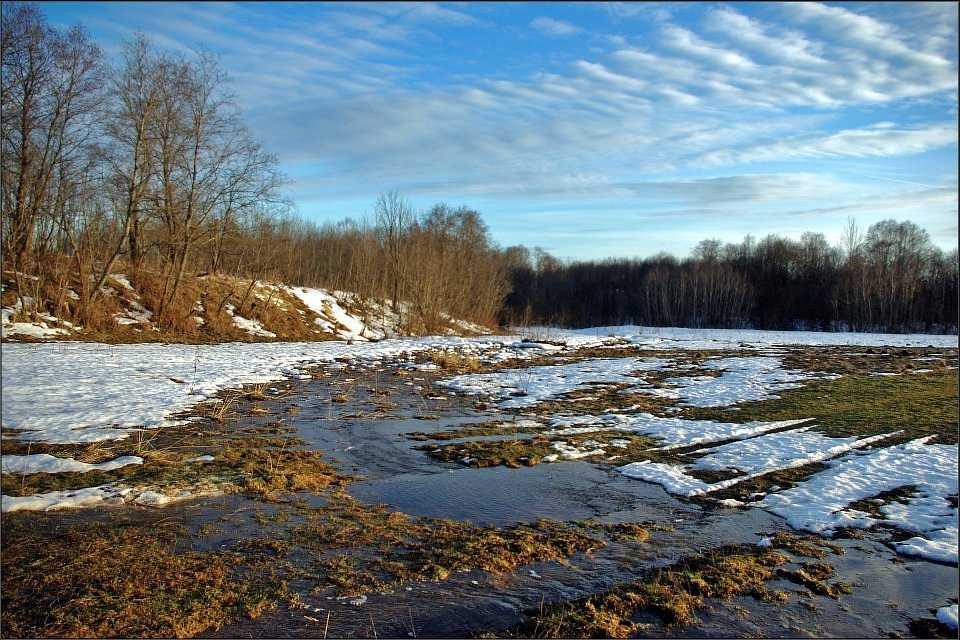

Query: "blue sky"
left=42, top=1, right=958, bottom=260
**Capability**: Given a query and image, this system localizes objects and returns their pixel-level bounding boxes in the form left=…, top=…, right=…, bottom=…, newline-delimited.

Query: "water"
left=192, top=364, right=957, bottom=638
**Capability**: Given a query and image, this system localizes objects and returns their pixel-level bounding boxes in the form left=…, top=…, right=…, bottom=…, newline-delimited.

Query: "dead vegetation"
left=1, top=341, right=953, bottom=637
left=781, top=345, right=959, bottom=376
left=418, top=432, right=666, bottom=470
left=0, top=268, right=344, bottom=344
left=283, top=496, right=610, bottom=596
left=0, top=379, right=347, bottom=501
left=429, top=348, right=482, bottom=373
left=500, top=533, right=848, bottom=638
left=0, top=370, right=617, bottom=638
left=1, top=514, right=286, bottom=638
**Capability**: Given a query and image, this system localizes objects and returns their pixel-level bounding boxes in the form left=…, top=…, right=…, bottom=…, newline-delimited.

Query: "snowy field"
left=2, top=326, right=957, bottom=568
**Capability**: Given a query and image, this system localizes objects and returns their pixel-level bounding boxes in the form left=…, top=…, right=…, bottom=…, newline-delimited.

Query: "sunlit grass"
left=683, top=369, right=959, bottom=444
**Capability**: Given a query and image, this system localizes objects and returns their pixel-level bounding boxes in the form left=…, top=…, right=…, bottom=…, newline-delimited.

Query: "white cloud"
left=531, top=16, right=582, bottom=37
left=660, top=25, right=756, bottom=70
left=705, top=6, right=826, bottom=65
left=694, top=123, right=959, bottom=168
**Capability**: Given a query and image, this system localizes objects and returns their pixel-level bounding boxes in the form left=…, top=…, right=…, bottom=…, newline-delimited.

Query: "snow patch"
left=758, top=438, right=958, bottom=564
left=1, top=454, right=143, bottom=475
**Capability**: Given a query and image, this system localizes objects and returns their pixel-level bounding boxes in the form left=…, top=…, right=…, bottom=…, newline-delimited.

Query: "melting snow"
left=937, top=604, right=959, bottom=630
left=439, top=357, right=668, bottom=408
left=758, top=438, right=958, bottom=564
left=646, top=356, right=836, bottom=408
left=286, top=286, right=374, bottom=341
left=1, top=325, right=956, bottom=565
left=224, top=303, right=277, bottom=338
left=1, top=454, right=143, bottom=475
left=617, top=430, right=895, bottom=497
left=547, top=414, right=812, bottom=450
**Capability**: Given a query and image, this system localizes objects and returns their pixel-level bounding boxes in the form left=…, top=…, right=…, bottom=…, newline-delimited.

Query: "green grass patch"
left=683, top=369, right=958, bottom=444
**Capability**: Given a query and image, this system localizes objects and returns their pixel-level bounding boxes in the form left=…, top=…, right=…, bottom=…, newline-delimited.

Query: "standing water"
left=202, top=362, right=956, bottom=638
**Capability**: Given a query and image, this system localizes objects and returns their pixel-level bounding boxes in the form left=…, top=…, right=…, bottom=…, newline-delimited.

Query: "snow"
left=2, top=298, right=72, bottom=339
left=619, top=461, right=714, bottom=495
left=758, top=438, right=958, bottom=564
left=1, top=454, right=143, bottom=475
left=937, top=604, right=958, bottom=630
left=547, top=414, right=812, bottom=450
left=559, top=325, right=958, bottom=350
left=439, top=357, right=669, bottom=408
left=114, top=299, right=153, bottom=326
left=0, top=483, right=207, bottom=512
left=1, top=319, right=71, bottom=339
left=617, top=430, right=895, bottom=497
left=0, top=336, right=560, bottom=444
left=110, top=274, right=134, bottom=290
left=688, top=427, right=895, bottom=474
left=547, top=440, right=608, bottom=460
left=646, top=356, right=836, bottom=408
left=224, top=303, right=277, bottom=338
left=2, top=324, right=956, bottom=562
left=1, top=483, right=132, bottom=512
left=285, top=286, right=378, bottom=341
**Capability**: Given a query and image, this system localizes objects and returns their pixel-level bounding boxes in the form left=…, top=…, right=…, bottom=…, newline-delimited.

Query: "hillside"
left=0, top=270, right=492, bottom=344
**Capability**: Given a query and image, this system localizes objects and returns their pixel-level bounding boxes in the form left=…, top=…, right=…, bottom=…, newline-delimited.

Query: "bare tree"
left=374, top=190, right=414, bottom=315
left=1, top=2, right=102, bottom=310
left=90, top=33, right=163, bottom=304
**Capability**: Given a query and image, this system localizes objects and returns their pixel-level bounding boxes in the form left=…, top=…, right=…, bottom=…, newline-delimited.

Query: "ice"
left=646, top=356, right=836, bottom=408
left=936, top=604, right=958, bottom=630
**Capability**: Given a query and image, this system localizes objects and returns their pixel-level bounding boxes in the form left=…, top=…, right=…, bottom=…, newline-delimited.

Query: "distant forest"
left=500, top=220, right=959, bottom=334
left=3, top=3, right=957, bottom=337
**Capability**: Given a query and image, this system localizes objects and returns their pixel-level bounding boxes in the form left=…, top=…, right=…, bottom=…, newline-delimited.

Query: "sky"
left=39, top=1, right=959, bottom=261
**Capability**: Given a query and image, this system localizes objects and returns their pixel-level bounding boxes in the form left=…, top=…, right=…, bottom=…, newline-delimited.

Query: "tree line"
left=2, top=3, right=956, bottom=337
left=501, top=219, right=958, bottom=334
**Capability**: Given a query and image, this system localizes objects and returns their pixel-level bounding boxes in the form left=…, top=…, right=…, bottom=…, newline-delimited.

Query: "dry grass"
left=429, top=348, right=482, bottom=373
left=1, top=383, right=347, bottom=501
left=1, top=515, right=284, bottom=638
left=501, top=533, right=847, bottom=638
left=283, top=496, right=608, bottom=597
left=508, top=546, right=791, bottom=638
left=419, top=432, right=668, bottom=469
left=1, top=264, right=343, bottom=344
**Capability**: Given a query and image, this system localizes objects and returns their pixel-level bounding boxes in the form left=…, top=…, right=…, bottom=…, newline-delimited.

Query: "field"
left=1, top=326, right=957, bottom=638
